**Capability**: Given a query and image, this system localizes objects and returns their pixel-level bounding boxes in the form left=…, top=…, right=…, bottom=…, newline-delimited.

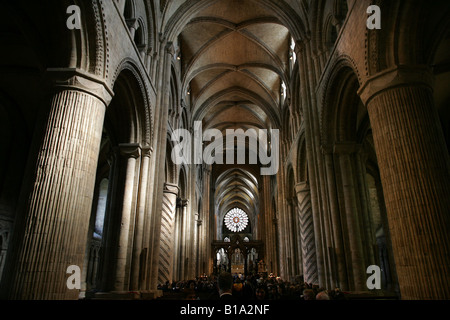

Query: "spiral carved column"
left=158, top=183, right=179, bottom=285
left=295, top=182, right=318, bottom=285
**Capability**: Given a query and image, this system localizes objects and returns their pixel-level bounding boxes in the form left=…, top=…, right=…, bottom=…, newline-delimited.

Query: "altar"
left=231, top=264, right=244, bottom=274
left=212, top=235, right=264, bottom=276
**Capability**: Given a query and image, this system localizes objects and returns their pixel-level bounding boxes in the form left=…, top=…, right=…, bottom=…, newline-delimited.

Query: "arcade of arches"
left=0, top=0, right=449, bottom=300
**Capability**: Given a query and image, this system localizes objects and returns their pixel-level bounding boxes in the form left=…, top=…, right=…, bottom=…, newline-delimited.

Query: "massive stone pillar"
left=359, top=67, right=450, bottom=299
left=1, top=70, right=112, bottom=299
left=295, top=182, right=318, bottom=285
left=158, top=183, right=179, bottom=285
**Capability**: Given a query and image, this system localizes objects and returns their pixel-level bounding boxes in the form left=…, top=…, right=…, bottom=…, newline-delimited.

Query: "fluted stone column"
left=158, top=183, right=179, bottom=285
left=1, top=70, right=112, bottom=300
left=295, top=182, right=318, bottom=285
left=359, top=67, right=450, bottom=299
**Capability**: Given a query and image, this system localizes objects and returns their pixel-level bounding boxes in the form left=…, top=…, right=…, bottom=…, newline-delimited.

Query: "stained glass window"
left=224, top=208, right=249, bottom=232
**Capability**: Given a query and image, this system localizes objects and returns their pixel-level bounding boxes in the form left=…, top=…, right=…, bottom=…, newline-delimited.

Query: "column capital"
left=141, top=145, right=153, bottom=158
left=358, top=65, right=434, bottom=106
left=118, top=143, right=141, bottom=159
left=293, top=39, right=306, bottom=55
left=45, top=68, right=114, bottom=105
left=163, top=182, right=179, bottom=196
left=125, top=18, right=139, bottom=30
left=176, top=198, right=189, bottom=208
left=165, top=41, right=175, bottom=56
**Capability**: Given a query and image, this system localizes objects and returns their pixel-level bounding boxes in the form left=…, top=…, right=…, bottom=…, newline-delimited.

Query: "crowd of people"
left=157, top=273, right=347, bottom=301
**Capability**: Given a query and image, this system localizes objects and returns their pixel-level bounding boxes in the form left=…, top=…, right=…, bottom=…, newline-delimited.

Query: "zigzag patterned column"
left=158, top=183, right=179, bottom=285
left=295, top=182, right=318, bottom=285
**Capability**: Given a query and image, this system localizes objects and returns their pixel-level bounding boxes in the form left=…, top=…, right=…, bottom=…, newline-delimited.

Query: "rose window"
left=224, top=208, right=249, bottom=232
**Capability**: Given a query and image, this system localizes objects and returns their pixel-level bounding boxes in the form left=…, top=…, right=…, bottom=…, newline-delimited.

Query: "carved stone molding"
left=119, top=143, right=142, bottom=159
left=141, top=146, right=153, bottom=158
left=163, top=182, right=180, bottom=196
left=46, top=68, right=114, bottom=105
left=358, top=65, right=434, bottom=106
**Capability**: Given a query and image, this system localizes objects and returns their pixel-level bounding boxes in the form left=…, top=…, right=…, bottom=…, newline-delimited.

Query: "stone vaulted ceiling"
left=177, top=0, right=292, bottom=239
left=180, top=0, right=291, bottom=132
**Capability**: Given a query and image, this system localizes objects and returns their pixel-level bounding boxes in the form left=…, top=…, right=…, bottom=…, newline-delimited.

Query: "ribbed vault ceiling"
left=178, top=0, right=292, bottom=239
left=180, top=0, right=291, bottom=131
left=215, top=168, right=259, bottom=238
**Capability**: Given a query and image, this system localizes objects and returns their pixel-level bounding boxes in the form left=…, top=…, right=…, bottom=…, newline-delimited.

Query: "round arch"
left=320, top=58, right=362, bottom=146
left=108, top=61, right=153, bottom=145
